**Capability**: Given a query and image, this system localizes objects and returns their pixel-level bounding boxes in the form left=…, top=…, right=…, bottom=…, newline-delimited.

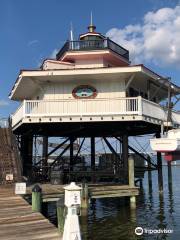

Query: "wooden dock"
left=25, top=183, right=139, bottom=202
left=0, top=186, right=61, bottom=240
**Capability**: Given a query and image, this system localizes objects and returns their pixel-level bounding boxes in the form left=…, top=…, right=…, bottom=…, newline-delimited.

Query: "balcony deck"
left=11, top=97, right=180, bottom=133
left=56, top=38, right=129, bottom=61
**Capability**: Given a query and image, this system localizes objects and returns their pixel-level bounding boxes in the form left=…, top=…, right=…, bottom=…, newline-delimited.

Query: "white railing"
left=172, top=111, right=180, bottom=124
left=11, top=101, right=24, bottom=127
left=24, top=97, right=140, bottom=117
left=11, top=97, right=180, bottom=127
left=142, top=98, right=167, bottom=121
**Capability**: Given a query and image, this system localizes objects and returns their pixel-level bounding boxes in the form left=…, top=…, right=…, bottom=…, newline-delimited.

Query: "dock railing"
left=11, top=97, right=180, bottom=127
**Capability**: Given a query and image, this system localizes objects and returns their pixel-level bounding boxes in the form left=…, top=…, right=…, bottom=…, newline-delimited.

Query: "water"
left=46, top=166, right=180, bottom=240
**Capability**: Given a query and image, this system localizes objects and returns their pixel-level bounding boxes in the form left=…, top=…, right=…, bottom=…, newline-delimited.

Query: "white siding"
left=34, top=79, right=126, bottom=100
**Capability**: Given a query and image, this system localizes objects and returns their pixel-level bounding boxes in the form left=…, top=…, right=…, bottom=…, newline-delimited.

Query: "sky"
left=0, top=0, right=180, bottom=118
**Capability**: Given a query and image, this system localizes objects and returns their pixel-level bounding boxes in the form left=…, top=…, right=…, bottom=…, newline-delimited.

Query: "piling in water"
left=57, top=197, right=65, bottom=235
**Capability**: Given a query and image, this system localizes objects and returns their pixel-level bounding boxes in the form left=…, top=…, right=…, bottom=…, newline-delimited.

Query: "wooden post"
left=128, top=155, right=135, bottom=187
left=91, top=137, right=95, bottom=182
left=168, top=161, right=172, bottom=185
left=57, top=197, right=65, bottom=235
left=42, top=136, right=48, bottom=178
left=70, top=137, right=74, bottom=171
left=32, top=184, right=42, bottom=212
left=21, top=134, right=33, bottom=178
left=167, top=81, right=172, bottom=123
left=148, top=160, right=152, bottom=192
left=81, top=182, right=89, bottom=209
left=128, top=155, right=136, bottom=208
left=156, top=132, right=163, bottom=193
left=122, top=134, right=128, bottom=184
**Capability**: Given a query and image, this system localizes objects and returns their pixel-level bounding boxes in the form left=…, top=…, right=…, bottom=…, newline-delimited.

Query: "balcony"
left=56, top=38, right=129, bottom=61
left=11, top=97, right=180, bottom=129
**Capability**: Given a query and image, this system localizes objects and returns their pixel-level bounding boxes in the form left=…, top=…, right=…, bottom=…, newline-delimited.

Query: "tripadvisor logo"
left=135, top=226, right=173, bottom=235
left=135, top=227, right=143, bottom=235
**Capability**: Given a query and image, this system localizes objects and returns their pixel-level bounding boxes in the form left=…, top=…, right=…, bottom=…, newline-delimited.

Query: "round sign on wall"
left=72, top=85, right=97, bottom=99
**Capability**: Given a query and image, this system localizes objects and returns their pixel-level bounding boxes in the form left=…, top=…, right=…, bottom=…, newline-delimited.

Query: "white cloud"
left=0, top=100, right=9, bottom=107
left=106, top=5, right=180, bottom=67
left=27, top=40, right=39, bottom=46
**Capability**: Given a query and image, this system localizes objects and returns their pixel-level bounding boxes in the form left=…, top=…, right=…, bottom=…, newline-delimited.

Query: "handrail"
left=11, top=97, right=180, bottom=127
left=11, top=101, right=24, bottom=117
left=56, top=38, right=129, bottom=61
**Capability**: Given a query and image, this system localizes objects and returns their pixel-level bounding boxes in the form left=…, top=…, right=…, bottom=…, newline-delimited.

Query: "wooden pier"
left=25, top=183, right=139, bottom=202
left=0, top=186, right=61, bottom=240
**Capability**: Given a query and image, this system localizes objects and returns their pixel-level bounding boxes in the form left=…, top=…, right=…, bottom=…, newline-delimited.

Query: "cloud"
left=106, top=5, right=180, bottom=67
left=27, top=40, right=39, bottom=46
left=0, top=100, right=9, bottom=107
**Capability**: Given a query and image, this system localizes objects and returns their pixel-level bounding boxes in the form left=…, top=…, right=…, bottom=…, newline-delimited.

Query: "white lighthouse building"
left=9, top=22, right=180, bottom=181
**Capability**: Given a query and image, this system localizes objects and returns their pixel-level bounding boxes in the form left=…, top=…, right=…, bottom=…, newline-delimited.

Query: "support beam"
left=167, top=83, right=172, bottom=123
left=147, top=157, right=152, bottom=192
left=125, top=74, right=135, bottom=90
left=21, top=134, right=33, bottom=178
left=103, top=137, right=121, bottom=160
left=168, top=161, right=172, bottom=185
left=91, top=137, right=96, bottom=182
left=70, top=137, right=74, bottom=171
left=47, top=138, right=69, bottom=157
left=147, top=80, right=151, bottom=100
left=73, top=138, right=85, bottom=163
left=81, top=182, right=89, bottom=209
left=122, top=134, right=129, bottom=184
left=128, top=155, right=134, bottom=187
left=35, top=138, right=69, bottom=166
left=103, top=137, right=121, bottom=174
left=42, top=136, right=48, bottom=177
left=91, top=137, right=95, bottom=171
left=50, top=140, right=75, bottom=167
left=116, top=137, right=157, bottom=168
left=128, top=155, right=136, bottom=209
left=57, top=198, right=65, bottom=235
left=156, top=132, right=163, bottom=192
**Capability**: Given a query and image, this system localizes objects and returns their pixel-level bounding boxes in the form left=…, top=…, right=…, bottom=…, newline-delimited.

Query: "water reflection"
left=45, top=166, right=180, bottom=240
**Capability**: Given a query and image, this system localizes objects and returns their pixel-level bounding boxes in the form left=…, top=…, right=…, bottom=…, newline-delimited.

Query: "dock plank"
left=0, top=186, right=61, bottom=240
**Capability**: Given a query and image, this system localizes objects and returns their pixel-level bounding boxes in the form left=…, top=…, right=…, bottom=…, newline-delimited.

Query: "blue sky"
left=0, top=0, right=180, bottom=117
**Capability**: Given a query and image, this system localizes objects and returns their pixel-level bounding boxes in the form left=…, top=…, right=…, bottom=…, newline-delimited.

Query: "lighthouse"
left=9, top=22, right=180, bottom=185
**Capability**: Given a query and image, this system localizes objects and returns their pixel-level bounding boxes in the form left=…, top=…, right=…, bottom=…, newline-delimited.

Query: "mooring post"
left=156, top=132, right=163, bottom=193
left=32, top=184, right=42, bottom=212
left=81, top=182, right=89, bottom=209
left=168, top=161, right=172, bottom=185
left=147, top=156, right=152, bottom=192
left=57, top=197, right=65, bottom=235
left=128, top=155, right=136, bottom=208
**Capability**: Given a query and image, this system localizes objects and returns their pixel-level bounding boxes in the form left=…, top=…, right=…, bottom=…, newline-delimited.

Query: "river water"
left=47, top=166, right=180, bottom=240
